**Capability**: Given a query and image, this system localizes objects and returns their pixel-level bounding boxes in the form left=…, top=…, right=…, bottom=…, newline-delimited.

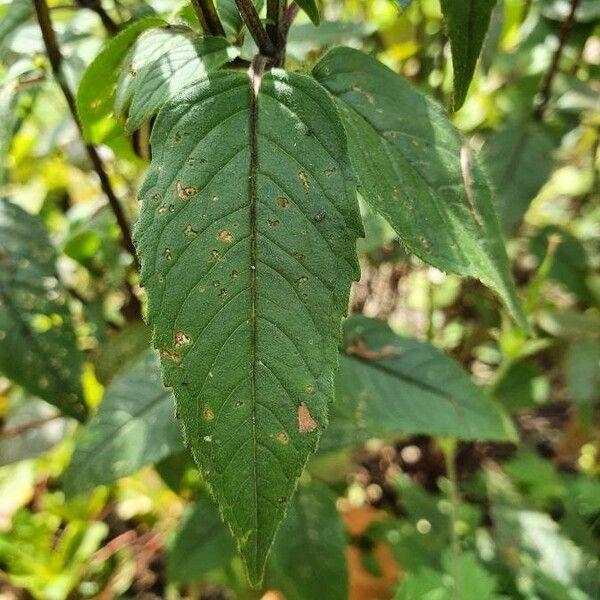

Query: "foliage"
left=0, top=0, right=598, bottom=598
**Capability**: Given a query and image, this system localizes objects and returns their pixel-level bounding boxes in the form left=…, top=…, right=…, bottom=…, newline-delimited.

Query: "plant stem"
left=266, top=0, right=284, bottom=45
left=191, top=0, right=226, bottom=37
left=0, top=414, right=62, bottom=439
left=235, top=0, right=277, bottom=58
left=33, top=0, right=138, bottom=268
left=533, top=0, right=581, bottom=121
left=442, top=438, right=461, bottom=600
left=76, top=0, right=119, bottom=34
left=280, top=2, right=299, bottom=40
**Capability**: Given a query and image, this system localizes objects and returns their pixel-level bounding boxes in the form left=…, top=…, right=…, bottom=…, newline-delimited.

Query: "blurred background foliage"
left=0, top=0, right=599, bottom=598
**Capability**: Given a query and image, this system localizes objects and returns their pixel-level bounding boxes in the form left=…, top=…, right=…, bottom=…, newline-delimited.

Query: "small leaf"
left=321, top=315, right=516, bottom=451
left=134, top=70, right=361, bottom=584
left=115, top=29, right=238, bottom=133
left=76, top=16, right=165, bottom=144
left=167, top=492, right=236, bottom=583
left=64, top=351, right=183, bottom=497
left=440, top=0, right=497, bottom=110
left=313, top=47, right=526, bottom=329
left=296, top=0, right=320, bottom=25
left=0, top=199, right=86, bottom=420
left=482, top=125, right=556, bottom=233
left=267, top=482, right=347, bottom=600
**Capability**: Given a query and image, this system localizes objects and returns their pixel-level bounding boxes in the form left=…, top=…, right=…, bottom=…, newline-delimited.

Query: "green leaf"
left=530, top=225, right=592, bottom=303
left=134, top=70, right=361, bottom=585
left=440, top=0, right=497, bottom=110
left=267, top=481, right=347, bottom=600
left=320, top=315, right=515, bottom=451
left=565, top=340, right=600, bottom=405
left=482, top=125, right=556, bottom=233
left=64, top=351, right=183, bottom=497
left=167, top=492, right=236, bottom=583
left=296, top=0, right=320, bottom=25
left=394, top=552, right=502, bottom=600
left=115, top=28, right=238, bottom=133
left=93, top=320, right=152, bottom=385
left=0, top=199, right=86, bottom=420
left=287, top=21, right=375, bottom=61
left=76, top=16, right=165, bottom=144
left=313, top=47, right=526, bottom=330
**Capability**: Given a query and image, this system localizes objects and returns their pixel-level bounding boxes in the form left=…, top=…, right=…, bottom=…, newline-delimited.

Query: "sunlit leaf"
left=77, top=16, right=165, bottom=144
left=134, top=69, right=361, bottom=584
left=313, top=47, right=526, bottom=329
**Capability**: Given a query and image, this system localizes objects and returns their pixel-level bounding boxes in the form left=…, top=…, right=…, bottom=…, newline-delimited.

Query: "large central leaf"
left=134, top=69, right=361, bottom=584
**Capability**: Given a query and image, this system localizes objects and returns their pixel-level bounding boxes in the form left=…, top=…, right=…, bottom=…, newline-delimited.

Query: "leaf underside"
left=0, top=199, right=86, bottom=420
left=313, top=47, right=526, bottom=329
left=134, top=69, right=361, bottom=584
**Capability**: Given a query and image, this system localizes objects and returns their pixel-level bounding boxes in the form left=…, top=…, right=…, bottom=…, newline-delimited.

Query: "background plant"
left=0, top=0, right=598, bottom=598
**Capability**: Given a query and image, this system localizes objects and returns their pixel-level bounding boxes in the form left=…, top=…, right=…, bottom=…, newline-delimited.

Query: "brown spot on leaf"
left=175, top=180, right=197, bottom=199
left=277, top=431, right=289, bottom=444
left=298, top=402, right=317, bottom=433
left=276, top=196, right=289, bottom=208
left=298, top=171, right=310, bottom=190
left=203, top=406, right=214, bottom=421
left=160, top=349, right=181, bottom=364
left=346, top=337, right=402, bottom=361
left=174, top=331, right=191, bottom=348
left=218, top=229, right=234, bottom=243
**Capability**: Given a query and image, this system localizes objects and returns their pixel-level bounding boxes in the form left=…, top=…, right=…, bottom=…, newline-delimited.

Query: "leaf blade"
left=313, top=47, right=526, bottom=329
left=440, top=0, right=497, bottom=110
left=134, top=69, right=361, bottom=584
left=0, top=199, right=86, bottom=420
left=76, top=16, right=165, bottom=144
left=64, top=350, right=183, bottom=497
left=320, top=316, right=516, bottom=451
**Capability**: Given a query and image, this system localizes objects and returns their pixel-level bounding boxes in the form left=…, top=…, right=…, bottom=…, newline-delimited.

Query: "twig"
left=280, top=2, right=299, bottom=42
left=191, top=0, right=226, bottom=37
left=533, top=0, right=581, bottom=121
left=0, top=414, right=62, bottom=439
left=33, top=0, right=138, bottom=268
left=266, top=0, right=284, bottom=45
left=235, top=0, right=277, bottom=58
left=77, top=0, right=119, bottom=34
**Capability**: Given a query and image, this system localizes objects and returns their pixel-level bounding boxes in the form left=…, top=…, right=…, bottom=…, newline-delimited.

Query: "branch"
left=33, top=0, right=138, bottom=268
left=533, top=0, right=581, bottom=121
left=76, top=0, right=119, bottom=35
left=266, top=0, right=284, bottom=45
left=191, top=0, right=226, bottom=37
left=235, top=0, right=277, bottom=58
left=0, top=414, right=62, bottom=439
left=280, top=2, right=299, bottom=41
